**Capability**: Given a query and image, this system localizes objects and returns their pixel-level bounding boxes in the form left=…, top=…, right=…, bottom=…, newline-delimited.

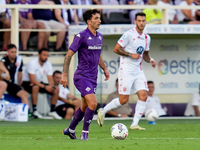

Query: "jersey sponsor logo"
left=85, top=87, right=91, bottom=92
left=88, top=45, right=102, bottom=50
left=43, top=70, right=46, bottom=74
left=123, top=87, right=127, bottom=92
left=88, top=36, right=92, bottom=40
left=76, top=34, right=80, bottom=37
left=136, top=46, right=144, bottom=55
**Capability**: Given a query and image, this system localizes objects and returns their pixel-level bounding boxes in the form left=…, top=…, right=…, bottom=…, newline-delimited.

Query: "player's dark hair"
left=53, top=70, right=62, bottom=77
left=116, top=78, right=118, bottom=84
left=7, top=44, right=17, bottom=50
left=135, top=12, right=146, bottom=20
left=38, top=48, right=49, bottom=54
left=147, top=81, right=154, bottom=84
left=83, top=9, right=100, bottom=24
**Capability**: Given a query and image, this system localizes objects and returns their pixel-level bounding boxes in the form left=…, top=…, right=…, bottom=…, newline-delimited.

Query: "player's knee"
left=37, top=22, right=45, bottom=29
left=89, top=101, right=97, bottom=110
left=32, top=85, right=39, bottom=92
left=67, top=108, right=74, bottom=115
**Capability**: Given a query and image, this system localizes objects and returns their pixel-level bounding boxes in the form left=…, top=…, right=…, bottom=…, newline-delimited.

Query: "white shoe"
left=48, top=111, right=62, bottom=120
left=97, top=108, right=105, bottom=127
left=130, top=125, right=146, bottom=130
left=33, top=110, right=43, bottom=119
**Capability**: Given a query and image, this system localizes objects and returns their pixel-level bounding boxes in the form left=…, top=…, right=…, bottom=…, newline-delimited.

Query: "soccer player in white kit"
left=97, top=12, right=156, bottom=130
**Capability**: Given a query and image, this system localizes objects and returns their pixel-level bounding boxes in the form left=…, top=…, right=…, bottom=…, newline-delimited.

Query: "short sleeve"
left=46, top=62, right=53, bottom=76
left=191, top=93, right=199, bottom=106
left=117, top=31, right=130, bottom=48
left=145, top=34, right=151, bottom=51
left=69, top=33, right=83, bottom=53
left=27, top=61, right=36, bottom=75
left=0, top=57, right=6, bottom=65
left=18, top=59, right=23, bottom=72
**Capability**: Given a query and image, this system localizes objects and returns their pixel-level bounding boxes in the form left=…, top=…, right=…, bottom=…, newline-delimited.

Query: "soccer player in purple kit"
left=60, top=9, right=110, bottom=140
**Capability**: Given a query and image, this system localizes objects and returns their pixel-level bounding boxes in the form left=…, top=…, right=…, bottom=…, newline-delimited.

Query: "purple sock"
left=69, top=107, right=84, bottom=130
left=83, top=107, right=95, bottom=131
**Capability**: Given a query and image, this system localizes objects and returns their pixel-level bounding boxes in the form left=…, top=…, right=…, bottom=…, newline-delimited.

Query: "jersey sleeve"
left=46, top=62, right=53, bottom=76
left=0, top=57, right=6, bottom=65
left=145, top=34, right=151, bottom=51
left=27, top=61, right=36, bottom=75
left=18, top=59, right=23, bottom=72
left=191, top=93, right=199, bottom=106
left=69, top=33, right=83, bottom=53
left=117, top=31, right=130, bottom=48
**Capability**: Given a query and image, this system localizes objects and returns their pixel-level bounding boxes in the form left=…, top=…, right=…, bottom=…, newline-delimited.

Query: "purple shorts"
left=74, top=77, right=97, bottom=97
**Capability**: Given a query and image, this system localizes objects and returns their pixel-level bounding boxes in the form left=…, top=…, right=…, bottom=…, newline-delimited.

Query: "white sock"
left=101, top=97, right=121, bottom=115
left=131, top=100, right=146, bottom=126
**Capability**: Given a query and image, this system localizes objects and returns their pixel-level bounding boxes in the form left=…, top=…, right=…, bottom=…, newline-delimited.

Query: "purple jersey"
left=69, top=28, right=103, bottom=82
left=15, top=0, right=32, bottom=19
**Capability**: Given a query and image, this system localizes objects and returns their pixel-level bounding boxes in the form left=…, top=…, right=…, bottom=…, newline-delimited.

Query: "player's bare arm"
left=99, top=56, right=110, bottom=81
left=143, top=51, right=156, bottom=68
left=193, top=106, right=200, bottom=116
left=114, top=43, right=140, bottom=59
left=60, top=50, right=75, bottom=87
left=0, top=62, right=10, bottom=81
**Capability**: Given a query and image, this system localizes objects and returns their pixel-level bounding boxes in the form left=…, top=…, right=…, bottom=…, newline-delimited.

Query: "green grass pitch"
left=0, top=119, right=200, bottom=150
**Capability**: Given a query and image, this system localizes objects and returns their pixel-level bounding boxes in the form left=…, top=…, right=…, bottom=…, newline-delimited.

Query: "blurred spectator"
left=126, top=0, right=145, bottom=24
left=145, top=81, right=168, bottom=117
left=53, top=0, right=79, bottom=49
left=70, top=0, right=94, bottom=24
left=105, top=79, right=133, bottom=117
left=0, top=0, right=11, bottom=51
left=157, top=0, right=178, bottom=24
left=0, top=44, right=29, bottom=105
left=194, top=0, right=200, bottom=21
left=143, top=0, right=162, bottom=24
left=0, top=59, right=10, bottom=98
left=21, top=48, right=62, bottom=119
left=15, top=0, right=46, bottom=51
left=31, top=0, right=66, bottom=51
left=177, top=0, right=200, bottom=24
left=53, top=70, right=81, bottom=119
left=101, top=0, right=125, bottom=19
left=184, top=84, right=200, bottom=116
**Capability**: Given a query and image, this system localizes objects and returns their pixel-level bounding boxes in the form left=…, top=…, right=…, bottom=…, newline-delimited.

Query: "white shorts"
left=118, top=68, right=148, bottom=95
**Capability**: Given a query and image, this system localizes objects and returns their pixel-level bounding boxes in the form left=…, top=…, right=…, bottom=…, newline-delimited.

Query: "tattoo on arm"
left=115, top=47, right=131, bottom=56
left=63, top=55, right=72, bottom=73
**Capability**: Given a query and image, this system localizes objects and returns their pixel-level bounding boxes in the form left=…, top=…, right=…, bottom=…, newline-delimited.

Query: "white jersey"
left=145, top=95, right=166, bottom=116
left=118, top=27, right=151, bottom=73
left=184, top=93, right=200, bottom=116
left=56, top=84, right=70, bottom=107
left=22, top=58, right=53, bottom=82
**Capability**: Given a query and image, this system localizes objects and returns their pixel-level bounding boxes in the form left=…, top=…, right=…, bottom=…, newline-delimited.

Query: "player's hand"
left=104, top=69, right=110, bottom=81
left=131, top=53, right=140, bottom=60
left=60, top=75, right=68, bottom=88
left=151, top=59, right=156, bottom=68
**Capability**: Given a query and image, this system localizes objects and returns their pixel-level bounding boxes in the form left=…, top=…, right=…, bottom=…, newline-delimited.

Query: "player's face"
left=147, top=83, right=154, bottom=96
left=53, top=73, right=61, bottom=86
left=7, top=47, right=17, bottom=60
left=88, top=13, right=101, bottom=30
left=39, top=51, right=49, bottom=63
left=135, top=16, right=146, bottom=31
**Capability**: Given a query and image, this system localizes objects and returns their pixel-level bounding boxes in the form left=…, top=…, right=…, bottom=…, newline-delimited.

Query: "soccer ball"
left=145, top=109, right=159, bottom=122
left=110, top=123, right=128, bottom=140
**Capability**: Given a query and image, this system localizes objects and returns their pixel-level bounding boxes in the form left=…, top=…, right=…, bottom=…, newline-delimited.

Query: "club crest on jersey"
left=99, top=36, right=102, bottom=40
left=136, top=46, right=144, bottom=55
left=85, top=87, right=91, bottom=92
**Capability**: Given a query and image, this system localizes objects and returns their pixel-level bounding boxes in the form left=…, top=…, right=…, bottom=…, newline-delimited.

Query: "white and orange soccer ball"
left=145, top=109, right=159, bottom=122
left=110, top=123, right=128, bottom=140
